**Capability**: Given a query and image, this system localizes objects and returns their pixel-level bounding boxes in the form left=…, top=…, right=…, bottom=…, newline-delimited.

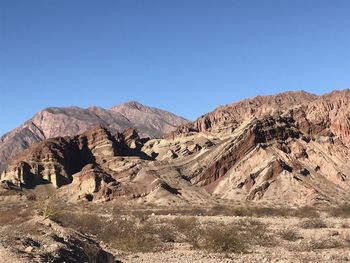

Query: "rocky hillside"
left=0, top=101, right=188, bottom=172
left=1, top=90, right=350, bottom=206
left=173, top=91, right=317, bottom=134
left=174, top=90, right=350, bottom=147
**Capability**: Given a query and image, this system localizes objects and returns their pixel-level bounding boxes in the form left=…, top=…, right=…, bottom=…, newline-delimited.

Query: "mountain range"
left=0, top=101, right=188, bottom=172
left=1, top=90, right=350, bottom=206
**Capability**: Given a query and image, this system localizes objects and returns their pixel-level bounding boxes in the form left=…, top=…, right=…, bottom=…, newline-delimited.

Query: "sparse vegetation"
left=278, top=228, right=301, bottom=242
left=200, top=224, right=245, bottom=253
left=170, top=216, right=201, bottom=246
left=328, top=203, right=350, bottom=218
left=296, top=238, right=343, bottom=251
left=2, top=196, right=350, bottom=261
left=26, top=193, right=37, bottom=201
left=100, top=219, right=158, bottom=252
left=53, top=211, right=103, bottom=236
left=299, top=218, right=327, bottom=229
left=36, top=200, right=58, bottom=220
left=82, top=243, right=101, bottom=263
left=345, top=233, right=350, bottom=243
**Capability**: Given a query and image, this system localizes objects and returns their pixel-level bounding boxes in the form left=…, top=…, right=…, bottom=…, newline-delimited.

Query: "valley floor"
left=1, top=190, right=350, bottom=263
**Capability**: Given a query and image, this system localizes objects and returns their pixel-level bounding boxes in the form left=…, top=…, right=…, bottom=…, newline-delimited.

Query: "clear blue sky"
left=1, top=0, right=350, bottom=135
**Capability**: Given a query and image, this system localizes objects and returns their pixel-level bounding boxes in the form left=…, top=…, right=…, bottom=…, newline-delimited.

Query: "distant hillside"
left=0, top=101, right=188, bottom=172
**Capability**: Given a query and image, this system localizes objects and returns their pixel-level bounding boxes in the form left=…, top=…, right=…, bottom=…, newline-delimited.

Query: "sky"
left=0, top=0, right=350, bottom=135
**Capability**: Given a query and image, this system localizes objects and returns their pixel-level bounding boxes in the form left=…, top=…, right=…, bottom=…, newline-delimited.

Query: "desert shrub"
left=100, top=219, right=157, bottom=252
left=291, top=206, right=320, bottom=218
left=206, top=206, right=319, bottom=218
left=156, top=224, right=177, bottom=243
left=296, top=238, right=343, bottom=251
left=170, top=216, right=201, bottom=247
left=328, top=203, right=350, bottom=218
left=251, top=207, right=288, bottom=217
left=299, top=218, right=327, bottom=229
left=231, top=206, right=253, bottom=217
left=55, top=210, right=158, bottom=252
left=127, top=205, right=321, bottom=218
left=278, top=228, right=300, bottom=242
left=81, top=243, right=101, bottom=263
left=228, top=206, right=289, bottom=217
left=248, top=206, right=319, bottom=218
left=131, top=210, right=150, bottom=223
left=53, top=212, right=103, bottom=235
left=36, top=200, right=58, bottom=220
left=38, top=205, right=57, bottom=220
left=200, top=224, right=246, bottom=253
left=26, top=193, right=37, bottom=201
left=243, top=219, right=275, bottom=246
left=205, top=205, right=231, bottom=216
left=345, top=233, right=350, bottom=243
left=171, top=216, right=199, bottom=233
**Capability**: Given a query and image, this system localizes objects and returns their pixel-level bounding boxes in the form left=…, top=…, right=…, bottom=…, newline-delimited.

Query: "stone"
left=24, top=246, right=34, bottom=253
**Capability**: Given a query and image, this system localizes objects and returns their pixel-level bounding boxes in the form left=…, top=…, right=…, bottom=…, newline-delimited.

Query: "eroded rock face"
left=0, top=126, right=136, bottom=189
left=2, top=90, right=350, bottom=206
left=174, top=91, right=317, bottom=134
left=174, top=90, right=350, bottom=147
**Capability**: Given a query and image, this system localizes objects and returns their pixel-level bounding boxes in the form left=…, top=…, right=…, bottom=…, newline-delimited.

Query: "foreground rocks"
left=0, top=203, right=117, bottom=263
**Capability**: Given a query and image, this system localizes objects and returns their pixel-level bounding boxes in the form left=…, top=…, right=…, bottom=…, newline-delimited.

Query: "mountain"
left=173, top=91, right=317, bottom=133
left=175, top=90, right=350, bottom=146
left=1, top=90, right=350, bottom=206
left=0, top=101, right=188, bottom=172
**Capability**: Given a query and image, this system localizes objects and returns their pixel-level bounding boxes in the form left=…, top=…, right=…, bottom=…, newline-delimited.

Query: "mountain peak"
left=118, top=100, right=147, bottom=111
left=112, top=100, right=152, bottom=112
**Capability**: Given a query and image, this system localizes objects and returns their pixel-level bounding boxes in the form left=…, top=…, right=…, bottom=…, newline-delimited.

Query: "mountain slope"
left=174, top=90, right=350, bottom=146
left=0, top=102, right=188, bottom=172
left=112, top=101, right=188, bottom=137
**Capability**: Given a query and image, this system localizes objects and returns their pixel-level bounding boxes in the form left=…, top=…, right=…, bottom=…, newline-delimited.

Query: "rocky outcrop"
left=0, top=216, right=116, bottom=263
left=174, top=91, right=317, bottom=134
left=0, top=101, right=188, bottom=172
left=175, top=90, right=350, bottom=147
left=0, top=126, right=144, bottom=189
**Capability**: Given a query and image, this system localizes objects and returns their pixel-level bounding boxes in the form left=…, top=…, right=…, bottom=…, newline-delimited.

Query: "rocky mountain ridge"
left=175, top=90, right=350, bottom=146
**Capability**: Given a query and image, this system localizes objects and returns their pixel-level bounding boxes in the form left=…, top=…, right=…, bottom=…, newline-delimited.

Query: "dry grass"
left=170, top=216, right=201, bottom=246
left=53, top=211, right=103, bottom=236
left=115, top=205, right=320, bottom=218
left=54, top=211, right=158, bottom=252
left=299, top=218, right=327, bottom=229
left=13, top=199, right=349, bottom=256
left=101, top=220, right=158, bottom=252
left=345, top=233, right=350, bottom=243
left=278, top=228, right=301, bottom=242
left=295, top=238, right=343, bottom=251
left=199, top=224, right=246, bottom=253
left=328, top=203, right=350, bottom=218
left=55, top=209, right=277, bottom=253
left=0, top=212, right=21, bottom=225
left=0, top=204, right=32, bottom=226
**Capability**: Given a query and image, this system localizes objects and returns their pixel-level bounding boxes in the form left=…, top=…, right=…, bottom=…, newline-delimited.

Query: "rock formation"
left=1, top=90, right=350, bottom=206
